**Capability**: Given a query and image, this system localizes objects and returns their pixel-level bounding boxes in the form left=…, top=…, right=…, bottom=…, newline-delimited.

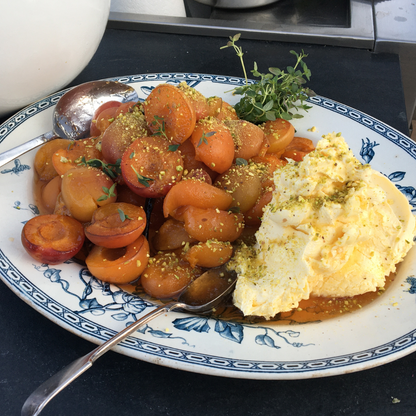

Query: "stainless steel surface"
left=194, top=0, right=280, bottom=8
left=0, top=81, right=138, bottom=169
left=109, top=0, right=374, bottom=49
left=21, top=268, right=237, bottom=416
left=108, top=0, right=416, bottom=127
left=373, top=0, right=416, bottom=130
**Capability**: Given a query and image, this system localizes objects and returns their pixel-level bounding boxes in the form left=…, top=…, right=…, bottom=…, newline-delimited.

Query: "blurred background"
left=1, top=0, right=414, bottom=138
left=108, top=0, right=416, bottom=137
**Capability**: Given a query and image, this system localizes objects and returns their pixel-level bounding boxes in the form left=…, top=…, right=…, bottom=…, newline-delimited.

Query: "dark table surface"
left=1, top=28, right=415, bottom=416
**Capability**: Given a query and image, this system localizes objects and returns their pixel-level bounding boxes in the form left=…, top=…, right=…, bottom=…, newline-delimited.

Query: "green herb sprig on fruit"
left=221, top=34, right=315, bottom=124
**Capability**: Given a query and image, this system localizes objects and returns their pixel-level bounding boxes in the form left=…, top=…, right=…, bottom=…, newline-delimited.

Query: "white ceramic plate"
left=1, top=73, right=416, bottom=380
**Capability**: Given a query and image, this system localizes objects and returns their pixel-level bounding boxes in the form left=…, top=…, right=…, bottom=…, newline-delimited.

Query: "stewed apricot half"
left=140, top=252, right=201, bottom=299
left=86, top=234, right=150, bottom=284
left=177, top=205, right=244, bottom=243
left=121, top=135, right=184, bottom=198
left=144, top=83, right=196, bottom=144
left=183, top=240, right=233, bottom=268
left=152, top=218, right=197, bottom=252
left=21, top=214, right=85, bottom=264
left=162, top=179, right=233, bottom=218
left=261, top=118, right=295, bottom=154
left=60, top=166, right=117, bottom=223
left=84, top=202, right=146, bottom=249
left=190, top=117, right=235, bottom=174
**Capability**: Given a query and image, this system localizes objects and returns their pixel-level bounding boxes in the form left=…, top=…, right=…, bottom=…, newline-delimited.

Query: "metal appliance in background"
left=108, top=0, right=416, bottom=127
left=193, top=0, right=280, bottom=7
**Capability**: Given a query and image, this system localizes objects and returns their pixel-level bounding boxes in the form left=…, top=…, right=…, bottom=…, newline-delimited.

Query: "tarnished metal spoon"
left=0, top=80, right=138, bottom=168
left=21, top=267, right=237, bottom=416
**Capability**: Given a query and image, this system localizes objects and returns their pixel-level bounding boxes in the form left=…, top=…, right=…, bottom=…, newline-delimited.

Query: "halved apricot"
left=190, top=117, right=235, bottom=174
left=21, top=214, right=85, bottom=264
left=177, top=81, right=211, bottom=121
left=281, top=137, right=315, bottom=161
left=61, top=166, right=117, bottom=222
left=244, top=189, right=273, bottom=226
left=121, top=135, right=184, bottom=198
left=85, top=202, right=146, bottom=248
left=144, top=83, right=196, bottom=144
left=90, top=100, right=121, bottom=136
left=215, top=101, right=239, bottom=121
left=262, top=118, right=295, bottom=154
left=34, top=138, right=72, bottom=182
left=86, top=234, right=149, bottom=284
left=224, top=119, right=265, bottom=160
left=140, top=252, right=201, bottom=299
left=178, top=138, right=216, bottom=182
left=52, top=138, right=102, bottom=176
left=41, top=176, right=62, bottom=214
left=183, top=240, right=233, bottom=268
left=162, top=179, right=233, bottom=218
left=101, top=108, right=148, bottom=164
left=179, top=205, right=244, bottom=242
left=152, top=218, right=197, bottom=252
left=215, top=164, right=263, bottom=213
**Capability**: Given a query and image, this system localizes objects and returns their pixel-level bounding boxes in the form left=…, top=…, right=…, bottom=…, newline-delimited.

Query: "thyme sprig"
left=221, top=34, right=315, bottom=123
left=131, top=165, right=153, bottom=188
left=97, top=183, right=117, bottom=202
left=152, top=116, right=180, bottom=152
left=152, top=115, right=169, bottom=140
left=220, top=33, right=247, bottom=84
left=78, top=157, right=121, bottom=179
left=118, top=208, right=132, bottom=222
left=197, top=131, right=216, bottom=147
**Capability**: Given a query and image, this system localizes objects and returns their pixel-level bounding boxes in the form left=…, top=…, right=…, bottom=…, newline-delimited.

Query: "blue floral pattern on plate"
left=0, top=73, right=416, bottom=379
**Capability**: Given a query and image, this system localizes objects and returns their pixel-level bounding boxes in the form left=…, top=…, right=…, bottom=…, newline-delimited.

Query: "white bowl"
left=0, top=0, right=111, bottom=117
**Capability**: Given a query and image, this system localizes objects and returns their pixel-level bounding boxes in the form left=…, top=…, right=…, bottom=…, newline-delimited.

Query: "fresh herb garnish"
left=152, top=115, right=169, bottom=140
left=97, top=183, right=117, bottom=201
left=78, top=157, right=121, bottom=179
left=197, top=131, right=216, bottom=147
left=118, top=208, right=132, bottom=222
left=220, top=33, right=247, bottom=84
left=168, top=144, right=180, bottom=152
left=131, top=165, right=153, bottom=188
left=235, top=158, right=248, bottom=166
left=221, top=34, right=315, bottom=123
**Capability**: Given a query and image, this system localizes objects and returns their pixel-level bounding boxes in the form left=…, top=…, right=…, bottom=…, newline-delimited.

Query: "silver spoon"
left=21, top=267, right=237, bottom=416
left=0, top=80, right=138, bottom=168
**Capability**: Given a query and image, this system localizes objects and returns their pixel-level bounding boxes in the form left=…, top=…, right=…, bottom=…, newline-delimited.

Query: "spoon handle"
left=21, top=302, right=178, bottom=416
left=0, top=130, right=56, bottom=168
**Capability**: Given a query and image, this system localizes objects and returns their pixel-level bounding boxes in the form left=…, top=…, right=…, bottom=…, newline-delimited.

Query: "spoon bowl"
left=0, top=80, right=138, bottom=168
left=21, top=267, right=237, bottom=416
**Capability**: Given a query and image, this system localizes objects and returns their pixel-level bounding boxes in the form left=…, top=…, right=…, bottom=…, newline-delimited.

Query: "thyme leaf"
left=118, top=208, right=132, bottom=222
left=131, top=166, right=153, bottom=188
left=97, top=182, right=117, bottom=201
left=235, top=158, right=248, bottom=166
left=197, top=131, right=216, bottom=147
left=168, top=144, right=180, bottom=152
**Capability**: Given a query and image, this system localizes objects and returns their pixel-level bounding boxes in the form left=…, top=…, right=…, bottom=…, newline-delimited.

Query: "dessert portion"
left=231, top=133, right=416, bottom=319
